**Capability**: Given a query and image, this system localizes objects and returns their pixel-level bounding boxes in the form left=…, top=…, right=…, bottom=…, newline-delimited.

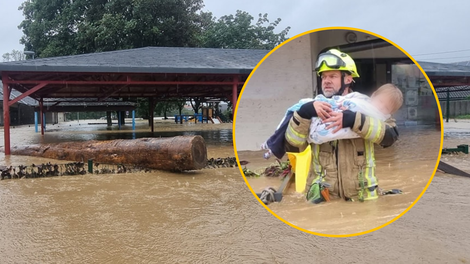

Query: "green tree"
left=17, top=1, right=290, bottom=120
left=172, top=98, right=187, bottom=116
left=136, top=98, right=150, bottom=119
left=200, top=10, right=290, bottom=49
left=155, top=100, right=180, bottom=120
left=19, top=1, right=289, bottom=57
left=189, top=97, right=203, bottom=114
left=2, top=49, right=26, bottom=62
left=19, top=0, right=204, bottom=57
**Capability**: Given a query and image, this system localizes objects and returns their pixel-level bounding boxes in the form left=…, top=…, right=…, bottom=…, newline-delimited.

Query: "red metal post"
left=39, top=97, right=44, bottom=135
left=149, top=97, right=155, bottom=133
left=232, top=75, right=239, bottom=111
left=2, top=76, right=11, bottom=155
left=8, top=82, right=47, bottom=106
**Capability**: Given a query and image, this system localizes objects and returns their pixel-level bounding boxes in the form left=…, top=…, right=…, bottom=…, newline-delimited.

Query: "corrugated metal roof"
left=417, top=61, right=470, bottom=77
left=0, top=83, right=38, bottom=106
left=452, top=61, right=470, bottom=66
left=435, top=86, right=470, bottom=100
left=0, top=47, right=269, bottom=74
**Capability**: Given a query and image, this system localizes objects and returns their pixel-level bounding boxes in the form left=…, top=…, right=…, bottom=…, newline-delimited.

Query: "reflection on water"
left=239, top=126, right=441, bottom=235
left=0, top=165, right=273, bottom=263
left=40, top=129, right=232, bottom=145
left=444, top=131, right=470, bottom=140
left=0, top=121, right=255, bottom=263
left=4, top=121, right=232, bottom=147
left=0, top=123, right=469, bottom=262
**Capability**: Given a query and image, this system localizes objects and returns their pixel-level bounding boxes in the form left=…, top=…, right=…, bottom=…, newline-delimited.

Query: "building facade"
left=235, top=30, right=439, bottom=151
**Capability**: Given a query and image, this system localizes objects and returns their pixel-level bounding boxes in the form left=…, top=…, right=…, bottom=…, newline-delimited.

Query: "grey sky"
left=1, top=0, right=468, bottom=63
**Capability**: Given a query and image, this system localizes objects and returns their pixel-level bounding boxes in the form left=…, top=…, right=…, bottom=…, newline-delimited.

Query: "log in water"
left=10, top=136, right=207, bottom=171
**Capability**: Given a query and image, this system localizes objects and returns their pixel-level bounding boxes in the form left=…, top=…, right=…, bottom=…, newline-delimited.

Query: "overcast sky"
left=1, top=0, right=468, bottom=63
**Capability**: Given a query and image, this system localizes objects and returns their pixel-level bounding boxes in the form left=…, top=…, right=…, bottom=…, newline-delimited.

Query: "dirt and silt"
left=0, top=120, right=469, bottom=263
left=239, top=126, right=442, bottom=235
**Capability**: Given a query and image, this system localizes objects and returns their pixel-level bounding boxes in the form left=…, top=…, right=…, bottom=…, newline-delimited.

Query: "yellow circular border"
left=232, top=26, right=444, bottom=238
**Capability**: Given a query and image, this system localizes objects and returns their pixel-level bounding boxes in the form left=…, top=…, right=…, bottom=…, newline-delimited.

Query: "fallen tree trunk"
left=438, top=161, right=470, bottom=177
left=11, top=136, right=207, bottom=171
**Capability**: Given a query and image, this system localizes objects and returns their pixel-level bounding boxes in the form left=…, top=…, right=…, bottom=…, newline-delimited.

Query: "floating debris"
left=204, top=157, right=238, bottom=169
left=240, top=160, right=291, bottom=178
left=0, top=157, right=239, bottom=181
left=262, top=160, right=291, bottom=178
left=0, top=162, right=88, bottom=180
left=242, top=167, right=260, bottom=177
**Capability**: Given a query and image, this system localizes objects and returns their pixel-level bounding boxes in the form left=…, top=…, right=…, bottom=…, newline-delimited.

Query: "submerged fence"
left=440, top=100, right=470, bottom=118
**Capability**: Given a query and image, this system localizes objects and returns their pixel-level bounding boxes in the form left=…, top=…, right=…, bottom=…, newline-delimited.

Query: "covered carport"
left=418, top=60, right=470, bottom=177
left=419, top=61, right=470, bottom=122
left=39, top=98, right=137, bottom=131
left=0, top=47, right=267, bottom=155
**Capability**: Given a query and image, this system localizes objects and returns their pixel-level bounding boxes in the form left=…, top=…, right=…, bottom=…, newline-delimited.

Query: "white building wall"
left=235, top=34, right=314, bottom=151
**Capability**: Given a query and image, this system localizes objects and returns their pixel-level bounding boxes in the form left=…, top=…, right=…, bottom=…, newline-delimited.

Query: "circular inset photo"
left=234, top=27, right=443, bottom=237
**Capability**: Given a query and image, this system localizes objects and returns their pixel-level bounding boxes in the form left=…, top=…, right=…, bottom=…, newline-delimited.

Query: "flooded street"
left=442, top=120, right=470, bottom=172
left=0, top=121, right=469, bottom=263
left=0, top=121, right=255, bottom=263
left=3, top=120, right=233, bottom=147
left=239, top=126, right=442, bottom=235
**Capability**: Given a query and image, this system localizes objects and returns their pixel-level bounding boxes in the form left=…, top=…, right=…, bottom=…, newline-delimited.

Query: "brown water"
left=239, top=127, right=442, bottom=235
left=1, top=121, right=470, bottom=263
left=8, top=120, right=233, bottom=146
left=441, top=120, right=470, bottom=174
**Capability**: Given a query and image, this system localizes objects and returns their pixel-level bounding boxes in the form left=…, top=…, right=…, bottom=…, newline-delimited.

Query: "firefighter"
left=285, top=49, right=399, bottom=202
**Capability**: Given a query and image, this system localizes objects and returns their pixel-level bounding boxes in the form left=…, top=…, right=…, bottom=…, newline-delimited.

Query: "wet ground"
left=0, top=120, right=470, bottom=263
left=238, top=126, right=442, bottom=235
left=441, top=119, right=470, bottom=174
left=6, top=119, right=233, bottom=146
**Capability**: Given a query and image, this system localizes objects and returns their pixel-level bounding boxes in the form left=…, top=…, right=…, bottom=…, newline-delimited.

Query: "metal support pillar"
left=118, top=111, right=122, bottom=130
left=34, top=111, right=38, bottom=133
left=121, top=111, right=126, bottom=125
left=446, top=88, right=450, bottom=123
left=39, top=98, right=44, bottom=135
left=149, top=98, right=155, bottom=133
left=3, top=78, right=11, bottom=155
left=106, top=111, right=112, bottom=127
left=232, top=76, right=239, bottom=110
left=132, top=110, right=136, bottom=130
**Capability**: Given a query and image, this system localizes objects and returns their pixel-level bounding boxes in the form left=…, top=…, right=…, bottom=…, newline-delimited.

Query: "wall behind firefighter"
left=235, top=30, right=438, bottom=151
left=235, top=34, right=314, bottom=151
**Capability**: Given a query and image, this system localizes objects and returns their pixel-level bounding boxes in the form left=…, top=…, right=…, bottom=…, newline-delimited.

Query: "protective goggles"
left=314, top=53, right=346, bottom=71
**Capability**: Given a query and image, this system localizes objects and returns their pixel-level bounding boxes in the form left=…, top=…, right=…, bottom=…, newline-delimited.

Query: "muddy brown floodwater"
left=0, top=121, right=469, bottom=263
left=442, top=120, right=470, bottom=171
left=239, top=127, right=442, bottom=235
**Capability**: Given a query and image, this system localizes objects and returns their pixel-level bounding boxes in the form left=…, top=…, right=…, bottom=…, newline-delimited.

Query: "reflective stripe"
left=365, top=118, right=374, bottom=139
left=312, top=144, right=322, bottom=181
left=332, top=140, right=338, bottom=148
left=365, top=188, right=378, bottom=200
left=364, top=140, right=377, bottom=187
left=365, top=117, right=383, bottom=143
left=286, top=124, right=307, bottom=146
left=373, top=122, right=383, bottom=142
left=288, top=123, right=307, bottom=139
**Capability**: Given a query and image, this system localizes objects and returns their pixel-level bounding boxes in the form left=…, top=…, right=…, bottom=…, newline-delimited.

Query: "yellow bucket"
left=287, top=145, right=312, bottom=194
